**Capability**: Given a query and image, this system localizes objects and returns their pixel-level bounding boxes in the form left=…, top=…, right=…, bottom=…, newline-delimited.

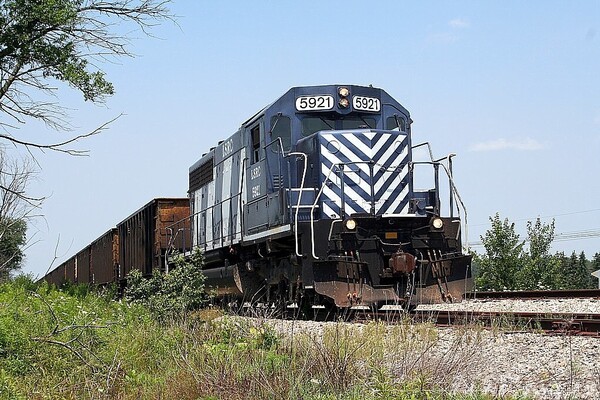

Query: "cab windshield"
left=301, top=115, right=377, bottom=136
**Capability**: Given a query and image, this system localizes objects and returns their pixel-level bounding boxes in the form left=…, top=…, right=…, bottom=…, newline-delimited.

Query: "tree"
left=0, top=217, right=26, bottom=278
left=0, top=1, right=172, bottom=274
left=474, top=213, right=525, bottom=290
left=517, top=218, right=557, bottom=289
left=0, top=0, right=172, bottom=153
left=0, top=149, right=38, bottom=278
left=475, top=214, right=596, bottom=291
left=556, top=251, right=592, bottom=289
left=592, top=253, right=600, bottom=288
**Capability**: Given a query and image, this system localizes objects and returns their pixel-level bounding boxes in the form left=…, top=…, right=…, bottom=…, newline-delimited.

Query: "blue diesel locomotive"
left=184, top=84, right=472, bottom=310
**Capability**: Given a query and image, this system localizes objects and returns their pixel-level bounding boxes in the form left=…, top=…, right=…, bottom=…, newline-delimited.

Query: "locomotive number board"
left=295, top=95, right=334, bottom=111
left=295, top=95, right=381, bottom=112
left=353, top=96, right=381, bottom=112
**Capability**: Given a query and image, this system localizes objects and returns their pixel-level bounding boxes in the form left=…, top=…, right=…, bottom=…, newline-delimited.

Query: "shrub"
left=125, top=247, right=207, bottom=320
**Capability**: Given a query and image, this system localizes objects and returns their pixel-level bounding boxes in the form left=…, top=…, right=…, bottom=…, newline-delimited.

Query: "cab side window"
left=386, top=116, right=406, bottom=132
left=251, top=125, right=261, bottom=164
left=270, top=115, right=291, bottom=152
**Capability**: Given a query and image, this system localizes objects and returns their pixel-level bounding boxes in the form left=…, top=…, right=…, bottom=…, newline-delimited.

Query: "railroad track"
left=413, top=289, right=600, bottom=336
left=240, top=289, right=600, bottom=337
left=464, top=289, right=600, bottom=300
left=412, top=309, right=600, bottom=337
left=351, top=289, right=600, bottom=336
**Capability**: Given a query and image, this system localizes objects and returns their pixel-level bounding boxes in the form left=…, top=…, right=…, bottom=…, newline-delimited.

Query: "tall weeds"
left=0, top=278, right=521, bottom=399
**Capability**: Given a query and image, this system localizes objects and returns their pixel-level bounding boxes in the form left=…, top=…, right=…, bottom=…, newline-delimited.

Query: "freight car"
left=177, top=84, right=473, bottom=310
left=43, top=198, right=190, bottom=286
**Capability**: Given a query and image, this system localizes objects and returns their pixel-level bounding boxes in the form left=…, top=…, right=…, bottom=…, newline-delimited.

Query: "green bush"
left=125, top=247, right=207, bottom=320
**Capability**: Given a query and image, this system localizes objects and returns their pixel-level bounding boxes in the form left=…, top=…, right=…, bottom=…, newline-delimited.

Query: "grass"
left=0, top=277, right=534, bottom=399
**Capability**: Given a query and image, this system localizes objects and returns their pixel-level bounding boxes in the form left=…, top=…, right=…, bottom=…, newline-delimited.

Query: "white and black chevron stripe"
left=319, top=132, right=410, bottom=218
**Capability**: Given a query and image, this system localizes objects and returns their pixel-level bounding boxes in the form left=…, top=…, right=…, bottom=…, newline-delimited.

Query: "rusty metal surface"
left=64, top=256, right=76, bottom=283
left=118, top=198, right=189, bottom=278
left=90, top=229, right=118, bottom=284
left=413, top=277, right=474, bottom=304
left=76, top=247, right=91, bottom=284
left=314, top=280, right=400, bottom=308
left=44, top=264, right=66, bottom=286
left=388, top=251, right=416, bottom=275
left=156, top=200, right=190, bottom=250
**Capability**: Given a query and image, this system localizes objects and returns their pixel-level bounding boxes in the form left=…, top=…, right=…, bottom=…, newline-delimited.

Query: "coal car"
left=43, top=198, right=190, bottom=287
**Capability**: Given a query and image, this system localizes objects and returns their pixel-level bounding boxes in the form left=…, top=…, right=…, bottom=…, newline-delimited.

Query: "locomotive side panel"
left=190, top=130, right=246, bottom=252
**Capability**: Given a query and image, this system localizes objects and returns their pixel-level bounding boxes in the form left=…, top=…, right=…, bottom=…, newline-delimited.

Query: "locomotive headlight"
left=345, top=218, right=357, bottom=230
left=431, top=217, right=444, bottom=230
left=338, top=86, right=350, bottom=108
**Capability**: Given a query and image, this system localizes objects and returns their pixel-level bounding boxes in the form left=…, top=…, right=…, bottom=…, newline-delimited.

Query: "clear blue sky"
left=16, top=1, right=600, bottom=277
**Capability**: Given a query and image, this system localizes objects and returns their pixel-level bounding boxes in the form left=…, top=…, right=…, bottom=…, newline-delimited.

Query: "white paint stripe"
left=373, top=141, right=407, bottom=185
left=320, top=149, right=372, bottom=195
left=327, top=181, right=369, bottom=214
left=322, top=203, right=340, bottom=219
left=382, top=185, right=410, bottom=215
left=341, top=132, right=391, bottom=160
left=322, top=185, right=360, bottom=215
left=375, top=164, right=409, bottom=199
left=376, top=168, right=409, bottom=212
left=243, top=225, right=291, bottom=242
left=320, top=138, right=371, bottom=176
left=373, top=141, right=408, bottom=193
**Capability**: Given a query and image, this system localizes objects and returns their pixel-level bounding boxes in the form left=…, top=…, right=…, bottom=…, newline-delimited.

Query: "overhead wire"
left=470, top=208, right=600, bottom=227
left=468, top=228, right=600, bottom=247
left=468, top=208, right=600, bottom=247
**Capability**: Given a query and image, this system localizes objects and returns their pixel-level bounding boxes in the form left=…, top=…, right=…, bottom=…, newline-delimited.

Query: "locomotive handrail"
left=310, top=162, right=339, bottom=259
left=264, top=136, right=285, bottom=156
left=411, top=142, right=469, bottom=253
left=284, top=151, right=308, bottom=257
left=238, top=156, right=246, bottom=243
left=165, top=226, right=187, bottom=273
left=169, top=191, right=245, bottom=253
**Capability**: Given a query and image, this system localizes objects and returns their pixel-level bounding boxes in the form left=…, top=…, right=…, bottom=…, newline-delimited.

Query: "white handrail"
left=286, top=152, right=308, bottom=257
left=310, top=163, right=338, bottom=259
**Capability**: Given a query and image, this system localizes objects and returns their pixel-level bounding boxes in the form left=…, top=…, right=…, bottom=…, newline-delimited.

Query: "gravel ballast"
left=259, top=312, right=600, bottom=399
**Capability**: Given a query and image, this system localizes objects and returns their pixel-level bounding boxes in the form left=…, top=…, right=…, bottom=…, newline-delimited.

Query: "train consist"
left=43, top=199, right=190, bottom=286
left=44, top=84, right=472, bottom=310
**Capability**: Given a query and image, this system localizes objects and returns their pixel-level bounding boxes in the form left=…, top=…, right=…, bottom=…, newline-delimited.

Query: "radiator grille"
left=189, top=158, right=213, bottom=192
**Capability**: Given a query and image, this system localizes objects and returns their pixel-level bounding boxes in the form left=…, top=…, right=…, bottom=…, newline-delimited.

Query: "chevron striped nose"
left=319, top=131, right=411, bottom=219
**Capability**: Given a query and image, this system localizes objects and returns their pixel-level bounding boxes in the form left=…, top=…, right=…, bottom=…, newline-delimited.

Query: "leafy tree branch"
left=0, top=0, right=173, bottom=151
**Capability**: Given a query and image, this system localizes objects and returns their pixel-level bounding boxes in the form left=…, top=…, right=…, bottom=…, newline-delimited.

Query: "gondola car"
left=43, top=198, right=190, bottom=286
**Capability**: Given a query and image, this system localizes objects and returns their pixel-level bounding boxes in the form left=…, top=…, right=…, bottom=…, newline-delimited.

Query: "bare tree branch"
left=0, top=114, right=121, bottom=155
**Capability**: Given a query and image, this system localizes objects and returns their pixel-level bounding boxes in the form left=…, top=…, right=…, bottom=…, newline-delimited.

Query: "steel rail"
left=464, top=289, right=600, bottom=300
